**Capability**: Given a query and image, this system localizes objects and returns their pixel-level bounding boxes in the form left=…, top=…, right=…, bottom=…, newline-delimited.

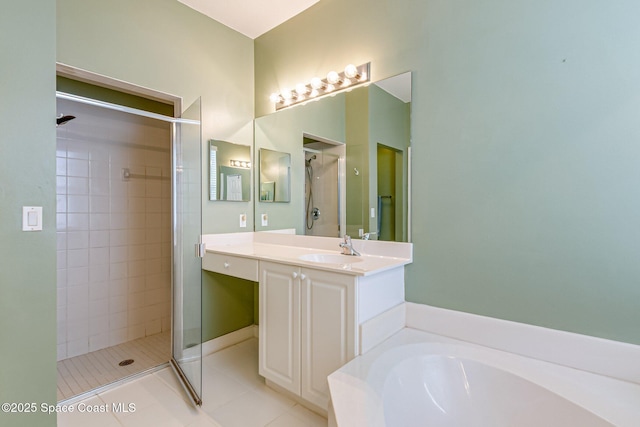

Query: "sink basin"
left=299, top=253, right=364, bottom=264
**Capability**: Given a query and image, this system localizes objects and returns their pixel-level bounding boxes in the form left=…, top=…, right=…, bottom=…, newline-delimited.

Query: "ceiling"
left=177, top=0, right=320, bottom=39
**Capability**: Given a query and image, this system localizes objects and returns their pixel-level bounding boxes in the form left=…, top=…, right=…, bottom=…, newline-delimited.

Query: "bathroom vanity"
left=201, top=231, right=412, bottom=413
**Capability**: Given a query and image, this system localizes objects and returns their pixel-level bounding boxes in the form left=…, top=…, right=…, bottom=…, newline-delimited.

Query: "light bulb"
left=344, top=64, right=359, bottom=79
left=281, top=89, right=293, bottom=100
left=295, top=83, right=308, bottom=96
left=327, top=71, right=340, bottom=85
left=270, top=93, right=281, bottom=103
left=310, top=89, right=319, bottom=98
left=310, top=77, right=324, bottom=90
left=326, top=84, right=335, bottom=92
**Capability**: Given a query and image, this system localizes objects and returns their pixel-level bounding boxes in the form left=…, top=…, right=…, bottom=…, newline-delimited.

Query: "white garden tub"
left=328, top=329, right=640, bottom=427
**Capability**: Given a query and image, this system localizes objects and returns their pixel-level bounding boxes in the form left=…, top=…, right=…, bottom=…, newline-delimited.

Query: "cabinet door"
left=300, top=268, right=357, bottom=409
left=258, top=261, right=300, bottom=394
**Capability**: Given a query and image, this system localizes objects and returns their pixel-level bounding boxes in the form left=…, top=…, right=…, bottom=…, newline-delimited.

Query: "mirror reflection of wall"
left=253, top=72, right=412, bottom=242
left=209, top=140, right=252, bottom=202
left=259, top=148, right=291, bottom=202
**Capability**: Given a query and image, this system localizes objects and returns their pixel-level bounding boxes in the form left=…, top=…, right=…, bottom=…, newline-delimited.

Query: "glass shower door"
left=170, top=98, right=203, bottom=406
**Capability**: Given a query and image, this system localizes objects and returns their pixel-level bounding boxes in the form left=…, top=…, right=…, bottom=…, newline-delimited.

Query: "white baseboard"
left=359, top=303, right=405, bottom=354
left=406, top=302, right=640, bottom=384
left=202, top=325, right=258, bottom=356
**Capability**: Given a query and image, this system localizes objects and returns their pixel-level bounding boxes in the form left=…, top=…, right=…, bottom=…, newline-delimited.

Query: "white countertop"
left=202, top=230, right=412, bottom=276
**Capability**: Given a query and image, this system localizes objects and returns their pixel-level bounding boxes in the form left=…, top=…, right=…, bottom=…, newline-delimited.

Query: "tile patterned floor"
left=57, top=332, right=171, bottom=401
left=57, top=338, right=327, bottom=427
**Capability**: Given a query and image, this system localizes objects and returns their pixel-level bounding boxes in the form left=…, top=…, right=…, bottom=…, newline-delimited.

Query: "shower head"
left=56, top=114, right=76, bottom=127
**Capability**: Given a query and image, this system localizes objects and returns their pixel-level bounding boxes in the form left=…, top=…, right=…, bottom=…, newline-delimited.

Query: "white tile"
left=109, top=262, right=127, bottom=280
left=200, top=368, right=250, bottom=411
left=67, top=284, right=89, bottom=306
left=67, top=231, right=89, bottom=250
left=57, top=268, right=68, bottom=287
left=90, top=265, right=110, bottom=283
left=57, top=157, right=68, bottom=176
left=205, top=388, right=294, bottom=427
left=67, top=248, right=89, bottom=268
left=110, top=213, right=128, bottom=230
left=145, top=319, right=161, bottom=336
left=127, top=324, right=145, bottom=341
left=67, top=267, right=89, bottom=286
left=57, top=176, right=67, bottom=194
left=67, top=141, right=89, bottom=160
left=67, top=338, right=89, bottom=358
left=57, top=396, right=121, bottom=427
left=57, top=344, right=67, bottom=362
left=89, top=315, right=109, bottom=335
left=90, top=196, right=110, bottom=213
left=68, top=177, right=89, bottom=195
left=110, top=246, right=128, bottom=263
left=57, top=194, right=68, bottom=213
left=90, top=230, right=110, bottom=248
left=89, top=298, right=108, bottom=317
left=89, top=280, right=109, bottom=301
left=67, top=213, right=89, bottom=231
left=67, top=319, right=89, bottom=342
left=68, top=158, right=90, bottom=177
left=57, top=250, right=67, bottom=269
left=128, top=260, right=145, bottom=278
left=111, top=196, right=128, bottom=213
left=90, top=178, right=110, bottom=196
left=109, top=295, right=128, bottom=315
left=90, top=159, right=110, bottom=179
left=57, top=213, right=67, bottom=231
left=68, top=195, right=89, bottom=213
left=130, top=197, right=146, bottom=213
left=90, top=213, right=110, bottom=231
left=286, top=404, right=327, bottom=426
left=57, top=232, right=68, bottom=250
left=89, top=333, right=109, bottom=352
left=109, top=278, right=128, bottom=297
left=57, top=287, right=67, bottom=308
left=108, top=328, right=127, bottom=346
left=67, top=303, right=89, bottom=322
left=90, top=247, right=110, bottom=265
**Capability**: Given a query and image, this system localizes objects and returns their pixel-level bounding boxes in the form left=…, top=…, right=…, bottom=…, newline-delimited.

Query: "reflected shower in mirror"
left=209, top=140, right=252, bottom=202
left=259, top=148, right=291, bottom=202
left=254, top=72, right=411, bottom=241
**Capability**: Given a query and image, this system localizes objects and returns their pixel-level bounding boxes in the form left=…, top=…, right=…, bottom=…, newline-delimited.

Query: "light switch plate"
left=23, top=206, right=43, bottom=231
left=239, top=213, right=247, bottom=228
left=261, top=213, right=268, bottom=226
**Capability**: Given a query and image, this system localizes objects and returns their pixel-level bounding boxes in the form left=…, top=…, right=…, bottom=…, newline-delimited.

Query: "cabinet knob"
left=292, top=272, right=298, bottom=279
left=224, top=262, right=230, bottom=268
left=300, top=273, right=306, bottom=280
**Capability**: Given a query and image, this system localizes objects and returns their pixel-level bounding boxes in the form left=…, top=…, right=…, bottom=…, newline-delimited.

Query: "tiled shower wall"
left=56, top=99, right=171, bottom=361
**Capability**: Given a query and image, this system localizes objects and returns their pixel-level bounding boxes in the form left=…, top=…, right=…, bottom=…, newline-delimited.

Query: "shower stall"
left=303, top=135, right=346, bottom=237
left=55, top=89, right=203, bottom=405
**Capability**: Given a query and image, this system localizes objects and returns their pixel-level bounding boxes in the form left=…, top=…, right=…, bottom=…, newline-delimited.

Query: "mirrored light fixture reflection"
left=270, top=63, right=370, bottom=110
left=230, top=160, right=251, bottom=168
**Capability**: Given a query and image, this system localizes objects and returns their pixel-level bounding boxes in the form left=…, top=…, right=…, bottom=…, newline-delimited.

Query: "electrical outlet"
left=261, top=213, right=268, bottom=226
left=358, top=228, right=364, bottom=237
left=239, top=213, right=247, bottom=228
left=370, top=207, right=376, bottom=218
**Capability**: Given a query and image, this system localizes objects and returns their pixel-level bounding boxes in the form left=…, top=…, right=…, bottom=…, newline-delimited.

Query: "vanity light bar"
left=270, top=63, right=370, bottom=111
left=230, top=160, right=251, bottom=168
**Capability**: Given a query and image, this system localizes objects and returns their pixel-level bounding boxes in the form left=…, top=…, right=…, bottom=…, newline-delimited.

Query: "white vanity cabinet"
left=258, top=260, right=356, bottom=411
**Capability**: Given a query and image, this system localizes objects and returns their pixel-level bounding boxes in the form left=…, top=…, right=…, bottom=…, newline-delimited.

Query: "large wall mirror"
left=254, top=72, right=412, bottom=241
left=209, top=140, right=252, bottom=202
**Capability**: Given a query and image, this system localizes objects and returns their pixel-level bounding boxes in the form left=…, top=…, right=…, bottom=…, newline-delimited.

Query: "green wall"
left=256, top=0, right=640, bottom=344
left=0, top=1, right=57, bottom=426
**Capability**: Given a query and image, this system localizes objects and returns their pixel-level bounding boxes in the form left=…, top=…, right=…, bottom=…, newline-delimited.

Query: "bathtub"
left=328, top=328, right=640, bottom=427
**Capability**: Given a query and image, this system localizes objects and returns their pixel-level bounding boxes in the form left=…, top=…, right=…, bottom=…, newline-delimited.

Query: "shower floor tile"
left=57, top=331, right=171, bottom=401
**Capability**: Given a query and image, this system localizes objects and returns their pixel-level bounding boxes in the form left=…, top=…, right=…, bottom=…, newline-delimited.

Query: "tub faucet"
left=339, top=235, right=361, bottom=256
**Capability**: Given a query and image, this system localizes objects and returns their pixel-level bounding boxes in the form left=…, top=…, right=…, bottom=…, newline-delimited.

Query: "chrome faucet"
left=339, top=235, right=361, bottom=256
